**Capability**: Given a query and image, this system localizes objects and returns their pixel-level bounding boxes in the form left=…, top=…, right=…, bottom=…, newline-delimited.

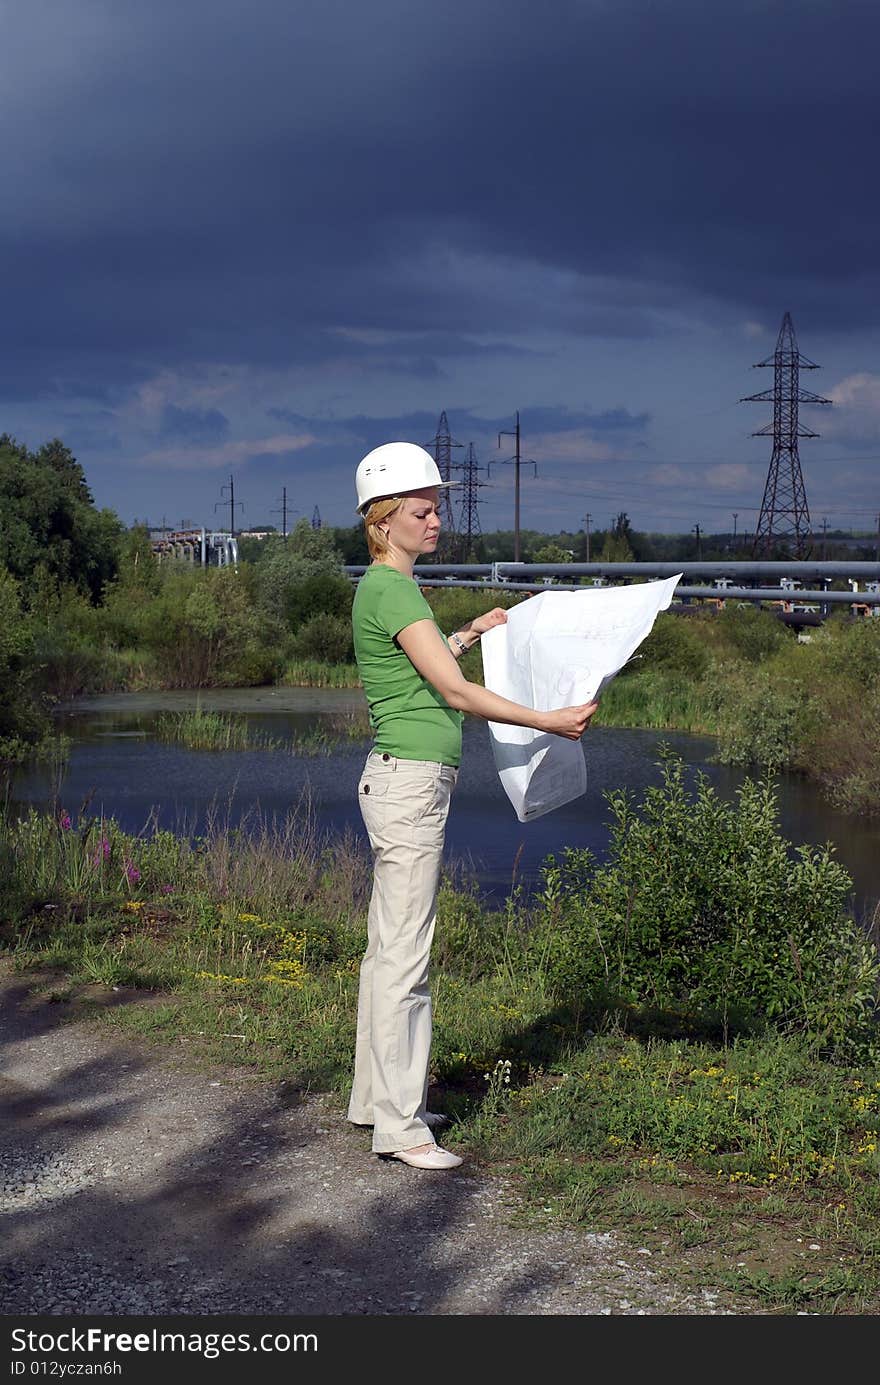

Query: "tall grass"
left=155, top=707, right=371, bottom=755
left=156, top=709, right=274, bottom=750
left=596, top=669, right=718, bottom=733
left=279, top=659, right=361, bottom=688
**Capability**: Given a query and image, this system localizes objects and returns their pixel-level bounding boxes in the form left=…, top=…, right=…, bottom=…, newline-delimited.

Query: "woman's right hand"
left=541, top=701, right=599, bottom=740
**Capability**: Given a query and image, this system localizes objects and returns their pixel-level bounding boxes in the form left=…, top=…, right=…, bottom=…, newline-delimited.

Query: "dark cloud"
left=2, top=1, right=877, bottom=530
left=4, top=1, right=878, bottom=385
left=507, top=406, right=650, bottom=435
left=159, top=405, right=229, bottom=444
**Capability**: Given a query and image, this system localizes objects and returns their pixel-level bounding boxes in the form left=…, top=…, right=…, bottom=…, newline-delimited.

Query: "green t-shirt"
left=352, top=564, right=463, bottom=767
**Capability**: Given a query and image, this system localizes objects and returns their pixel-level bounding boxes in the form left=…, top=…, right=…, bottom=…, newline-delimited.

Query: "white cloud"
left=527, top=429, right=619, bottom=464
left=646, top=464, right=688, bottom=486
left=829, top=372, right=880, bottom=410
left=135, top=433, right=317, bottom=470
left=124, top=368, right=250, bottom=427
left=825, top=372, right=880, bottom=445
left=702, top=463, right=753, bottom=491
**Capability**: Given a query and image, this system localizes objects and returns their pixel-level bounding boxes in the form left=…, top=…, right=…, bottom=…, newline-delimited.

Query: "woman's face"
left=383, top=487, right=441, bottom=555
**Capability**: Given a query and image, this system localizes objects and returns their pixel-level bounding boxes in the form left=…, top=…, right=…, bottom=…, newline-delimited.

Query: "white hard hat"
left=355, top=442, right=458, bottom=514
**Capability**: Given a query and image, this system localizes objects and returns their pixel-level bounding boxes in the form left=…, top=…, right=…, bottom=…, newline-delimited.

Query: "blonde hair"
left=363, top=496, right=404, bottom=560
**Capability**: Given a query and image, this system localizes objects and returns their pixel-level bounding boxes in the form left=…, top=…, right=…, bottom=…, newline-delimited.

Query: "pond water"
left=9, top=686, right=879, bottom=922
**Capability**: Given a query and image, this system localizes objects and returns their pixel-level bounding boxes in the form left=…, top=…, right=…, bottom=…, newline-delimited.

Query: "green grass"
left=594, top=668, right=719, bottom=733
left=154, top=707, right=371, bottom=755
left=2, top=793, right=879, bottom=1313
left=156, top=709, right=276, bottom=750
left=279, top=660, right=361, bottom=688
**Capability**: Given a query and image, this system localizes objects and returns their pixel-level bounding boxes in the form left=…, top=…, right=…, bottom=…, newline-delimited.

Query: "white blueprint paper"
left=480, top=574, right=682, bottom=822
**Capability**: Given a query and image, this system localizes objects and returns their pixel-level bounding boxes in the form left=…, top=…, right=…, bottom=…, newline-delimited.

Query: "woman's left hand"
left=470, top=608, right=508, bottom=637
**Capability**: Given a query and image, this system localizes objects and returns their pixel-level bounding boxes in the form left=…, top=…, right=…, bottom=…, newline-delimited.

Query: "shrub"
left=799, top=676, right=880, bottom=816
left=714, top=605, right=790, bottom=662
left=809, top=614, right=880, bottom=689
left=126, top=565, right=279, bottom=687
left=255, top=522, right=347, bottom=623
left=291, top=614, right=354, bottom=664
left=0, top=566, right=49, bottom=761
left=636, top=611, right=710, bottom=679
left=710, top=665, right=809, bottom=770
left=284, top=572, right=353, bottom=634
left=537, top=756, right=879, bottom=1060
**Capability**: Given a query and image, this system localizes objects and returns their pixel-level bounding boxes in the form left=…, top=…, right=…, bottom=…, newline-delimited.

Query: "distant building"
left=149, top=527, right=238, bottom=567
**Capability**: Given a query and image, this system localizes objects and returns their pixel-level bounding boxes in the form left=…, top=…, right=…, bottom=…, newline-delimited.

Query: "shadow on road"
left=0, top=968, right=573, bottom=1316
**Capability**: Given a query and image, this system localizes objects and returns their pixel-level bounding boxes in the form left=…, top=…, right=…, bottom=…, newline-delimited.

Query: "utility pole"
left=493, top=410, right=536, bottom=562
left=693, top=523, right=702, bottom=558
left=215, top=474, right=243, bottom=537
left=742, top=312, right=831, bottom=557
left=583, top=512, right=592, bottom=561
left=311, top=505, right=322, bottom=530
left=271, top=486, right=298, bottom=539
left=732, top=512, right=738, bottom=542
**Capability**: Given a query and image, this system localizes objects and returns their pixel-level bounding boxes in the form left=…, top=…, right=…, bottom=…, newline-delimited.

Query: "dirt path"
left=0, top=963, right=747, bottom=1316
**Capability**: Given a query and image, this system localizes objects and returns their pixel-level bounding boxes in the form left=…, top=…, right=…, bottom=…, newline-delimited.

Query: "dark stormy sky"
left=3, top=0, right=880, bottom=536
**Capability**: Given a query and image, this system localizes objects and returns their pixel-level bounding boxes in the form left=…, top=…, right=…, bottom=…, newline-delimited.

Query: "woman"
left=347, top=442, right=597, bottom=1170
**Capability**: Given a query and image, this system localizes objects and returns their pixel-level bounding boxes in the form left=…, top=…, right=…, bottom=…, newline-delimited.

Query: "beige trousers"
left=347, top=750, right=458, bottom=1153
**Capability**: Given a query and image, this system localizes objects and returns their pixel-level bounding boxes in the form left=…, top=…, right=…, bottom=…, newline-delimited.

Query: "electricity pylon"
left=456, top=443, right=488, bottom=559
left=425, top=410, right=462, bottom=560
left=741, top=312, right=831, bottom=557
left=425, top=410, right=462, bottom=535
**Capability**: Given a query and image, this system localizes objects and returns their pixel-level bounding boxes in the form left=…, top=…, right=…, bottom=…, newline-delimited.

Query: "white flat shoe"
left=385, top=1145, right=463, bottom=1170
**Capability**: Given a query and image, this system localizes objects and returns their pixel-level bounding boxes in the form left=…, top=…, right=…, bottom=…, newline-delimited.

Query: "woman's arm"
left=396, top=619, right=597, bottom=741
left=447, top=606, right=508, bottom=659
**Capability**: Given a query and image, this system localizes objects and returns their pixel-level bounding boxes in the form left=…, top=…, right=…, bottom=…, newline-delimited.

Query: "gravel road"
left=0, top=962, right=746, bottom=1317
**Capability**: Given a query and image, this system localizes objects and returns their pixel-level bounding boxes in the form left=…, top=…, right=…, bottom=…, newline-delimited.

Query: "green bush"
left=0, top=565, right=50, bottom=761
left=714, top=605, right=790, bottom=662
left=711, top=665, right=809, bottom=770
left=537, top=756, right=879, bottom=1060
left=121, top=565, right=281, bottom=687
left=255, top=522, right=347, bottom=623
left=810, top=614, right=880, bottom=689
left=799, top=676, right=880, bottom=816
left=284, top=572, right=353, bottom=633
left=291, top=614, right=354, bottom=664
left=636, top=612, right=710, bottom=679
